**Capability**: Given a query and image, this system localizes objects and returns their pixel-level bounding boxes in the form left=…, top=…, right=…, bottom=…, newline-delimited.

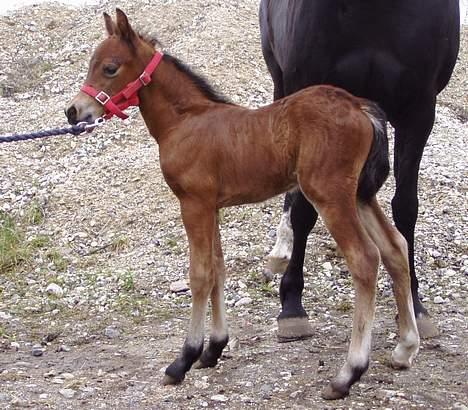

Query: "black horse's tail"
left=357, top=101, right=390, bottom=203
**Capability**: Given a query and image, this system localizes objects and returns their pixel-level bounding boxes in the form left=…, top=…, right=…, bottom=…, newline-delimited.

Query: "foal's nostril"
left=66, top=106, right=78, bottom=125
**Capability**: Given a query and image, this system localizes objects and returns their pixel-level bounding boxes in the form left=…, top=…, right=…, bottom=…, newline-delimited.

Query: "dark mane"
left=138, top=32, right=231, bottom=104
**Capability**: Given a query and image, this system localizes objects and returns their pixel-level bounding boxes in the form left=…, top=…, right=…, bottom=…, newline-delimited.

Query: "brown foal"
left=65, top=10, right=420, bottom=400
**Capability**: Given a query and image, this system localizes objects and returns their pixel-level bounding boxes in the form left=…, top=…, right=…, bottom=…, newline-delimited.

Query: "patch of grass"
left=119, top=270, right=135, bottom=292
left=46, top=274, right=65, bottom=286
left=85, top=271, right=98, bottom=286
left=248, top=270, right=260, bottom=281
left=109, top=235, right=129, bottom=252
left=0, top=324, right=8, bottom=339
left=166, top=238, right=178, bottom=248
left=0, top=211, right=31, bottom=274
left=336, top=300, right=353, bottom=313
left=218, top=209, right=225, bottom=224
left=259, top=281, right=278, bottom=297
left=45, top=249, right=68, bottom=272
left=26, top=200, right=45, bottom=225
left=2, top=59, right=55, bottom=96
left=29, top=235, right=50, bottom=249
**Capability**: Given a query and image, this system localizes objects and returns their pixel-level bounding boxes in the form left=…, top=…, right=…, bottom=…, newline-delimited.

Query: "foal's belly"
left=217, top=181, right=297, bottom=208
left=216, top=166, right=297, bottom=208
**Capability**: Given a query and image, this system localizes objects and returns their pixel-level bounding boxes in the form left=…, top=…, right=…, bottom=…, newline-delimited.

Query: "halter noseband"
left=80, top=52, right=164, bottom=120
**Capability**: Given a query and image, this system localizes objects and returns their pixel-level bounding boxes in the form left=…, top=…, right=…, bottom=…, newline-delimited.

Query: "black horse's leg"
left=392, top=97, right=438, bottom=338
left=277, top=190, right=318, bottom=341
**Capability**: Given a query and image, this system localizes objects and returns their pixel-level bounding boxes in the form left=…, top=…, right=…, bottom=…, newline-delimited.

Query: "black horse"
left=259, top=0, right=460, bottom=340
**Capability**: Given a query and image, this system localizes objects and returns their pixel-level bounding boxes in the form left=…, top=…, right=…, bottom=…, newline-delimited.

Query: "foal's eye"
left=103, top=64, right=119, bottom=77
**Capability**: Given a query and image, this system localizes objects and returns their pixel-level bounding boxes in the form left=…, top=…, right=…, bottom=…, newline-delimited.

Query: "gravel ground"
left=0, top=1, right=467, bottom=409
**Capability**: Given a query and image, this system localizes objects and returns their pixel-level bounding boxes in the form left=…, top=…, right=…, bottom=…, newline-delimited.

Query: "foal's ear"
left=103, top=12, right=115, bottom=36
left=115, top=8, right=137, bottom=44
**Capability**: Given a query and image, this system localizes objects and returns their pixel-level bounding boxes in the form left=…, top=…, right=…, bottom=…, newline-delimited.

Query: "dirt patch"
left=0, top=1, right=467, bottom=409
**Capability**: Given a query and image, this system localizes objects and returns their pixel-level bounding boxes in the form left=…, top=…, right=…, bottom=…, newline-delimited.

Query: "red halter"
left=81, top=52, right=164, bottom=120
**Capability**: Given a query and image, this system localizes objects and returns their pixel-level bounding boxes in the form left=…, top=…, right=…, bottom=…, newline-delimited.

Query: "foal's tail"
left=357, top=101, right=390, bottom=203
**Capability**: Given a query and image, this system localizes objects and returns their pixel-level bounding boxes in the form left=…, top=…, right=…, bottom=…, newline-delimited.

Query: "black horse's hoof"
left=277, top=317, right=314, bottom=342
left=162, top=373, right=184, bottom=386
left=416, top=314, right=439, bottom=339
left=321, top=383, right=349, bottom=400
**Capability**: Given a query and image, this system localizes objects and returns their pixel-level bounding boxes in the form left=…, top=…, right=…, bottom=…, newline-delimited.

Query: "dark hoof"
left=277, top=317, right=313, bottom=343
left=162, top=373, right=183, bottom=386
left=193, top=358, right=215, bottom=369
left=321, top=383, right=349, bottom=400
left=193, top=360, right=205, bottom=369
left=416, top=314, right=439, bottom=339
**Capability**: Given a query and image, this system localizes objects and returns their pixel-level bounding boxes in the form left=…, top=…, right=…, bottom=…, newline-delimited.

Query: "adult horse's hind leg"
left=392, top=98, right=438, bottom=338
left=358, top=199, right=420, bottom=369
left=195, top=218, right=229, bottom=369
left=277, top=191, right=317, bottom=341
left=307, top=193, right=380, bottom=400
left=163, top=201, right=217, bottom=385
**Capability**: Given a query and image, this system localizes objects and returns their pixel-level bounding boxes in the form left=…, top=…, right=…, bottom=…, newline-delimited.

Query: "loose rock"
left=31, top=344, right=44, bottom=357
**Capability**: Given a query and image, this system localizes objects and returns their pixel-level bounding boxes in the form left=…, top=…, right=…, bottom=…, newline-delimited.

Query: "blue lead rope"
left=0, top=118, right=105, bottom=143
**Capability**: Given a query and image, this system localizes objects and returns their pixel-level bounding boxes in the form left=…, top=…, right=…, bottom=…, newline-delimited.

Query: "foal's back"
left=161, top=85, right=372, bottom=208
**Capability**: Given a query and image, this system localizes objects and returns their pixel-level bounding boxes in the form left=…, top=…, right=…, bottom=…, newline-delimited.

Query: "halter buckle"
left=139, top=71, right=151, bottom=86
left=95, top=91, right=111, bottom=105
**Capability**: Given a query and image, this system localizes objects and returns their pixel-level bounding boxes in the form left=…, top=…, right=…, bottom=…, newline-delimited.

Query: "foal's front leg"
left=163, top=201, right=217, bottom=385
left=195, top=220, right=229, bottom=368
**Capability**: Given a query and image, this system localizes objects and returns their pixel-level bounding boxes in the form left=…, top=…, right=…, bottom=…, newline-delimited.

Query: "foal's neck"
left=139, top=53, right=226, bottom=143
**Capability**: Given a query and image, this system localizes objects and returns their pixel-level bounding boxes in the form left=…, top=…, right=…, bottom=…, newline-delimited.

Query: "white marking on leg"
left=392, top=294, right=420, bottom=368
left=210, top=278, right=228, bottom=341
left=186, top=298, right=209, bottom=348
left=267, top=208, right=293, bottom=271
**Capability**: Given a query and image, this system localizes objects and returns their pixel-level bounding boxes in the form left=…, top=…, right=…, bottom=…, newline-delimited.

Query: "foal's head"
left=65, top=9, right=154, bottom=124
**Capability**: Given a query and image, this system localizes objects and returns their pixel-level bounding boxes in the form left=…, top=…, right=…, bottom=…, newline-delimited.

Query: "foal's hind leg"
left=308, top=195, right=380, bottom=400
left=195, top=220, right=229, bottom=368
left=163, top=201, right=217, bottom=385
left=358, top=199, right=419, bottom=369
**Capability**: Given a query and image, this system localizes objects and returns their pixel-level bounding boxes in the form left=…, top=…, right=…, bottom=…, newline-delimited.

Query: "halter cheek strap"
left=81, top=52, right=164, bottom=120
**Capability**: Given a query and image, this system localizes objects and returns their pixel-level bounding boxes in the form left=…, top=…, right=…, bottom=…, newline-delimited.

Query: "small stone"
left=228, top=337, right=240, bottom=351
left=169, top=279, right=190, bottom=293
left=39, top=393, right=48, bottom=400
left=46, top=283, right=64, bottom=297
left=57, top=344, right=71, bottom=352
left=290, top=390, right=302, bottom=399
left=80, top=387, right=96, bottom=398
left=104, top=326, right=120, bottom=339
left=211, top=394, right=228, bottom=402
left=235, top=297, right=252, bottom=307
left=61, top=372, right=75, bottom=380
left=433, top=296, right=445, bottom=304
left=322, top=262, right=333, bottom=270
left=0, top=393, right=9, bottom=402
left=32, top=344, right=44, bottom=357
left=0, top=311, right=12, bottom=320
left=59, top=388, right=76, bottom=399
left=44, top=370, right=57, bottom=378
left=194, top=379, right=210, bottom=389
left=10, top=342, right=20, bottom=351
